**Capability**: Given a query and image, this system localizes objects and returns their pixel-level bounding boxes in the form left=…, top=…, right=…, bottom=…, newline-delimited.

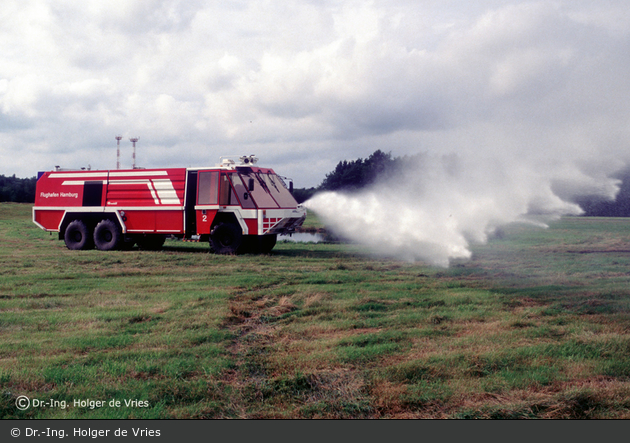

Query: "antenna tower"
left=115, top=135, right=123, bottom=169
left=129, top=137, right=139, bottom=169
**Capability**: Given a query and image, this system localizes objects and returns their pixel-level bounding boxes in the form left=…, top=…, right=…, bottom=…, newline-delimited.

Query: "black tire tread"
left=94, top=219, right=122, bottom=251
left=64, top=220, right=93, bottom=250
left=210, top=223, right=243, bottom=254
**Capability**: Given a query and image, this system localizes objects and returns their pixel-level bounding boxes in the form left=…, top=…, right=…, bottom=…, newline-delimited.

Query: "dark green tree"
left=319, top=150, right=397, bottom=192
left=0, top=174, right=37, bottom=203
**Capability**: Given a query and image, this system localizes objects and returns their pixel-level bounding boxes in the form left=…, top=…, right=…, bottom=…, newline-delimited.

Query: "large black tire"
left=210, top=222, right=243, bottom=254
left=64, top=220, right=93, bottom=250
left=94, top=219, right=122, bottom=251
left=136, top=234, right=166, bottom=250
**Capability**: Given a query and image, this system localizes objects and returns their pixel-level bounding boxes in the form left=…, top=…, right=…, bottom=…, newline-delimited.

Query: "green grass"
left=2, top=203, right=630, bottom=418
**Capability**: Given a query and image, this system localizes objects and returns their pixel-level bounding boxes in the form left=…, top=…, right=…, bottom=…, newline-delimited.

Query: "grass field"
left=2, top=202, right=630, bottom=418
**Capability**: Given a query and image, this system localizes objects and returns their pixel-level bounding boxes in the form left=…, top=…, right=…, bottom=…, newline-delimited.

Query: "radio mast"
left=115, top=135, right=123, bottom=169
left=129, top=137, right=139, bottom=169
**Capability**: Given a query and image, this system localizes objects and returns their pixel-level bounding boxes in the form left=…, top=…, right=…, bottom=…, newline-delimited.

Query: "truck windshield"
left=258, top=172, right=297, bottom=208
left=235, top=171, right=277, bottom=208
left=236, top=169, right=297, bottom=208
left=228, top=172, right=255, bottom=209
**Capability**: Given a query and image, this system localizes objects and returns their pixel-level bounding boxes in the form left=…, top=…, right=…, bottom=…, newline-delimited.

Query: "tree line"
left=0, top=174, right=37, bottom=203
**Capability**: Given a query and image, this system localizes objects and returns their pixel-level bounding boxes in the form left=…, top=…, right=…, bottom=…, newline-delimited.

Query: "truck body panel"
left=33, top=158, right=306, bottom=253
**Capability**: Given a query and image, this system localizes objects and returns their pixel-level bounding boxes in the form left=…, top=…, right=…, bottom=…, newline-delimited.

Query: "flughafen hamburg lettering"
left=39, top=192, right=79, bottom=199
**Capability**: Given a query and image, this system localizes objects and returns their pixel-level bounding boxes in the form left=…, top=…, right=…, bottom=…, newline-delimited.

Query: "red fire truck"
left=32, top=156, right=306, bottom=254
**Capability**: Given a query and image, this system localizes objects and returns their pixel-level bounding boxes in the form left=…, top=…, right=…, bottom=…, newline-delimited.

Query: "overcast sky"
left=1, top=0, right=630, bottom=188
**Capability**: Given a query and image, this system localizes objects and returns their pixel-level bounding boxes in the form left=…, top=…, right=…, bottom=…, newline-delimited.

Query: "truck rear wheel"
left=210, top=222, right=242, bottom=254
left=94, top=219, right=122, bottom=251
left=64, top=220, right=93, bottom=250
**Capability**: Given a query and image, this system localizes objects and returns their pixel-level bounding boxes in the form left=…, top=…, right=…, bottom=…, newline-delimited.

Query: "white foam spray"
left=304, top=152, right=622, bottom=267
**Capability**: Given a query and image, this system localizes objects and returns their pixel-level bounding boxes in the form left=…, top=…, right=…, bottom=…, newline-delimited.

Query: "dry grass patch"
left=450, top=376, right=630, bottom=419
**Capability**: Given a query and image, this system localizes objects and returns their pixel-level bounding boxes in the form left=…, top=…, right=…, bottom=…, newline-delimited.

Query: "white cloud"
left=0, top=0, right=629, bottom=194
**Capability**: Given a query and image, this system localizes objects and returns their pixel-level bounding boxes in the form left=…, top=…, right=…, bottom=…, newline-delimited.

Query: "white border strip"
left=49, top=172, right=108, bottom=179
left=33, top=206, right=185, bottom=212
left=110, top=171, right=168, bottom=177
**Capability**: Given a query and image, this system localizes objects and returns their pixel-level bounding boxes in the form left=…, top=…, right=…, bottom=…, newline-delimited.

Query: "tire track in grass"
left=217, top=285, right=375, bottom=418
left=218, top=285, right=298, bottom=417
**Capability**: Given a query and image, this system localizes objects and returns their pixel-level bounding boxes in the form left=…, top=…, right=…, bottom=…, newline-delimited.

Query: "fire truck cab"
left=32, top=156, right=306, bottom=254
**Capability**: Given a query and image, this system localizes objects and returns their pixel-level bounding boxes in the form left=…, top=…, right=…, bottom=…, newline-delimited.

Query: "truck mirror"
left=248, top=178, right=255, bottom=191
left=289, top=181, right=294, bottom=194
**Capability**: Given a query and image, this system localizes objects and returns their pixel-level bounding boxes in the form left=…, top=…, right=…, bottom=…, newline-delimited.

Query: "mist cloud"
left=305, top=151, right=616, bottom=267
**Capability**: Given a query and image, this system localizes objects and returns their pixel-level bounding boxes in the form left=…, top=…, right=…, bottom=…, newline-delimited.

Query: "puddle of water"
left=279, top=232, right=324, bottom=243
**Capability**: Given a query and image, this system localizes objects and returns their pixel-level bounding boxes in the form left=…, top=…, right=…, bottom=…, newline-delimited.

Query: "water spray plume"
left=304, top=153, right=620, bottom=267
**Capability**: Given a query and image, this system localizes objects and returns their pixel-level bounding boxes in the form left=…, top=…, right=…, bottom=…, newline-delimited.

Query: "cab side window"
left=197, top=171, right=219, bottom=205
left=219, top=173, right=238, bottom=205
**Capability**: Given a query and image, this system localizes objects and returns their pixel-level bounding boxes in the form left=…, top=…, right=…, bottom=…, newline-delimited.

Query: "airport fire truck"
left=32, top=156, right=306, bottom=254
